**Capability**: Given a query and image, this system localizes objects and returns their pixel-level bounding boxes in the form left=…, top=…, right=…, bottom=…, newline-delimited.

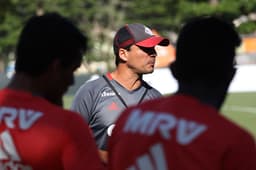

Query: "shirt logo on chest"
left=101, top=91, right=115, bottom=97
left=108, top=102, right=119, bottom=111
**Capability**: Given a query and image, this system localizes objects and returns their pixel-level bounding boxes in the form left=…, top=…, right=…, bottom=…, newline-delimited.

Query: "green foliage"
left=222, top=92, right=256, bottom=138
left=237, top=21, right=256, bottom=34
left=1, top=0, right=256, bottom=69
left=126, top=0, right=177, bottom=31
left=0, top=0, right=38, bottom=71
left=124, top=0, right=256, bottom=34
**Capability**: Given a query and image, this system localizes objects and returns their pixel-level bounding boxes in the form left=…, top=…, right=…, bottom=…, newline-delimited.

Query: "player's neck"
left=177, top=83, right=227, bottom=110
left=8, top=73, right=63, bottom=106
left=110, top=69, right=143, bottom=91
left=7, top=73, right=50, bottom=100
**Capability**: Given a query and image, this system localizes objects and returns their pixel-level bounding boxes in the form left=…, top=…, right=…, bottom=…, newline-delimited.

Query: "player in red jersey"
left=0, top=13, right=104, bottom=170
left=108, top=16, right=256, bottom=170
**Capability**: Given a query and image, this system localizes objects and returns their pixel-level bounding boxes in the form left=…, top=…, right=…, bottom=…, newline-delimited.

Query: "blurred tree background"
left=0, top=0, right=256, bottom=72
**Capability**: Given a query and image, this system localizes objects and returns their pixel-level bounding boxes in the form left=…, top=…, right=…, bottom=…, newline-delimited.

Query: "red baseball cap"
left=114, top=23, right=169, bottom=48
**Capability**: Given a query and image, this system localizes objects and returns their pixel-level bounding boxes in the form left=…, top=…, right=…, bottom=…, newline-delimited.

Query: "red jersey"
left=0, top=88, right=104, bottom=170
left=109, top=95, right=256, bottom=170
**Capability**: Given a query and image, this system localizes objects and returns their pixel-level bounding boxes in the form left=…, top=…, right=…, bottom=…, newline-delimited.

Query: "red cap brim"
left=136, top=36, right=169, bottom=47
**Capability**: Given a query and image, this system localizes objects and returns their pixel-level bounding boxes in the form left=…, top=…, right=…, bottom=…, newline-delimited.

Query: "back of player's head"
left=170, top=16, right=241, bottom=85
left=15, top=12, right=87, bottom=76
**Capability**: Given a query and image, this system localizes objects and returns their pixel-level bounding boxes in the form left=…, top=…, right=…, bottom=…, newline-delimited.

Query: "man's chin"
left=144, top=70, right=154, bottom=74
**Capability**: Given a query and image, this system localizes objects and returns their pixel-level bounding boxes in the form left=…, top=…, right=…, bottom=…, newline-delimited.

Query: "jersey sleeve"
left=223, top=132, right=256, bottom=170
left=62, top=113, right=105, bottom=170
left=70, top=83, right=94, bottom=122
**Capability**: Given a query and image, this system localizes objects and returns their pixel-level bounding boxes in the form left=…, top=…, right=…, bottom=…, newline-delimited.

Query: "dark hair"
left=15, top=12, right=87, bottom=76
left=170, top=16, right=241, bottom=85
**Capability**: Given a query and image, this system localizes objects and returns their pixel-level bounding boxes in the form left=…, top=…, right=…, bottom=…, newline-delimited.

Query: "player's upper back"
left=109, top=94, right=256, bottom=170
left=0, top=88, right=104, bottom=170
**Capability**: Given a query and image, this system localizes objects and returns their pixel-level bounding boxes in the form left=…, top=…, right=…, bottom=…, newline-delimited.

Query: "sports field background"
left=64, top=92, right=256, bottom=139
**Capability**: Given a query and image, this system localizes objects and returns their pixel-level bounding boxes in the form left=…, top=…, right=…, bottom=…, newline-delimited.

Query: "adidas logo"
left=108, top=102, right=119, bottom=111
left=128, top=143, right=167, bottom=170
left=0, top=130, right=32, bottom=170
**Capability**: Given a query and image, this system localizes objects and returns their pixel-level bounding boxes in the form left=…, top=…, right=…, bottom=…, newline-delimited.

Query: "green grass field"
left=221, top=92, right=256, bottom=138
left=64, top=92, right=256, bottom=138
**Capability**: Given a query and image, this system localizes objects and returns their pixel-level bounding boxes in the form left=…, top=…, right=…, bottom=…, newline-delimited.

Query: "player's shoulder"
left=49, top=104, right=87, bottom=125
left=142, top=80, right=162, bottom=96
left=142, top=80, right=154, bottom=90
left=72, top=76, right=108, bottom=104
left=76, top=75, right=106, bottom=92
left=220, top=115, right=255, bottom=140
left=126, top=95, right=168, bottom=114
left=51, top=104, right=80, bottom=117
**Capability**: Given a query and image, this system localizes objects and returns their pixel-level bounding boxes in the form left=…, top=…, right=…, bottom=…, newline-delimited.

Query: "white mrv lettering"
left=123, top=109, right=207, bottom=145
left=0, top=107, right=43, bottom=130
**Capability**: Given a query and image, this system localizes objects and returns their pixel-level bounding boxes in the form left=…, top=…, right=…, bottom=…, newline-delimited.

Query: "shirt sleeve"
left=70, top=83, right=94, bottom=122
left=223, top=132, right=256, bottom=170
left=62, top=113, right=105, bottom=170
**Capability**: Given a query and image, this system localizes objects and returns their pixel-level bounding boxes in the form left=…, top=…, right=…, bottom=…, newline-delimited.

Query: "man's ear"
left=119, top=48, right=128, bottom=62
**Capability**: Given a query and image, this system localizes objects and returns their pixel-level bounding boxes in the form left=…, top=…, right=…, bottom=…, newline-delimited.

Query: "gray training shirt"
left=71, top=73, right=162, bottom=150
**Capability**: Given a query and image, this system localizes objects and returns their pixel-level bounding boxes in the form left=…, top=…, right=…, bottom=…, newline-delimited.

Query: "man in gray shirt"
left=71, top=23, right=169, bottom=164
